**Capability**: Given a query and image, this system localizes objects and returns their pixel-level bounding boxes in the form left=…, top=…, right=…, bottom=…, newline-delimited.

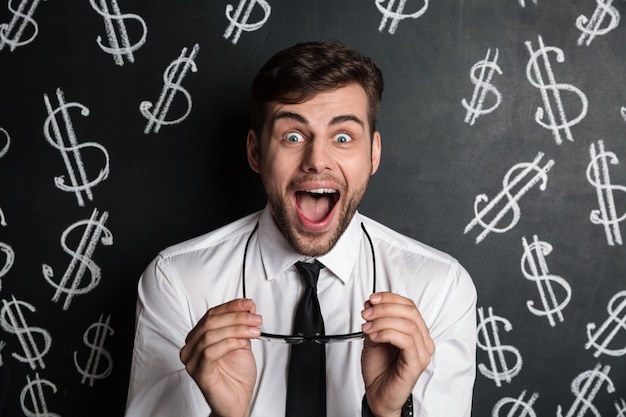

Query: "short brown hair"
left=251, top=40, right=384, bottom=136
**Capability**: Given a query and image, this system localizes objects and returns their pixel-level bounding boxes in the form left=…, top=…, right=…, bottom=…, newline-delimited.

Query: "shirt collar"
left=257, top=205, right=363, bottom=284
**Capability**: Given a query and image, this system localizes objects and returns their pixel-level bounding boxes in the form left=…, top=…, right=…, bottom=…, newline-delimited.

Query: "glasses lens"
left=257, top=332, right=365, bottom=344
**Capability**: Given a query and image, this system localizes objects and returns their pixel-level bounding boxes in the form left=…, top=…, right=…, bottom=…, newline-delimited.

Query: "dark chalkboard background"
left=1, top=0, right=625, bottom=415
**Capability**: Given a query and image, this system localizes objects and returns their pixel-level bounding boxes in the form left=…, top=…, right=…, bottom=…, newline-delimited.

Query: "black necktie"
left=286, top=260, right=326, bottom=417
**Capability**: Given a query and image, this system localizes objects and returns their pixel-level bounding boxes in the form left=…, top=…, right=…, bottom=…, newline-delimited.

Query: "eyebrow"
left=272, top=111, right=365, bottom=128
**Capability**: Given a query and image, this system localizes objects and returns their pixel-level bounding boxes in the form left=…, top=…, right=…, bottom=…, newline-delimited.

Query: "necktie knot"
left=295, top=260, right=324, bottom=289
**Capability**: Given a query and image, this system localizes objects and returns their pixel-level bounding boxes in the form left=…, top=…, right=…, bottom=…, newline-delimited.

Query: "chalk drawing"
left=525, top=35, right=588, bottom=145
left=43, top=88, right=110, bottom=207
left=89, top=0, right=147, bottom=66
left=491, top=390, right=539, bottom=417
left=376, top=0, right=428, bottom=34
left=576, top=0, right=620, bottom=46
left=586, top=139, right=626, bottom=246
left=0, top=295, right=52, bottom=370
left=19, top=373, right=60, bottom=417
left=74, top=313, right=114, bottom=387
left=0, top=0, right=46, bottom=51
left=477, top=306, right=523, bottom=387
left=462, top=48, right=503, bottom=126
left=521, top=235, right=571, bottom=327
left=585, top=290, right=626, bottom=357
left=42, top=208, right=113, bottom=311
left=140, top=44, right=199, bottom=134
left=464, top=152, right=555, bottom=244
left=557, top=363, right=615, bottom=417
left=224, top=0, right=271, bottom=45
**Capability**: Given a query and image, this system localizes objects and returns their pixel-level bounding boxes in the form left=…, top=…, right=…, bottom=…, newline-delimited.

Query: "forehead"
left=266, top=84, right=370, bottom=127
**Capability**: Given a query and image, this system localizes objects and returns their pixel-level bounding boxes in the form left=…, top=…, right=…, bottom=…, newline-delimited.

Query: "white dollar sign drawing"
left=576, top=0, right=620, bottom=46
left=19, top=373, right=60, bottom=417
left=586, top=140, right=626, bottom=246
left=520, top=235, right=572, bottom=327
left=375, top=0, right=429, bottom=35
left=585, top=290, right=626, bottom=357
left=140, top=44, right=200, bottom=134
left=557, top=363, right=615, bottom=417
left=462, top=48, right=503, bottom=126
left=0, top=0, right=46, bottom=51
left=43, top=88, right=111, bottom=207
left=477, top=307, right=523, bottom=387
left=74, top=313, right=114, bottom=387
left=0, top=295, right=52, bottom=370
left=89, top=0, right=147, bottom=65
left=525, top=35, right=588, bottom=145
left=42, top=208, right=113, bottom=311
left=491, top=390, right=539, bottom=417
left=224, top=0, right=271, bottom=45
left=464, top=152, right=554, bottom=244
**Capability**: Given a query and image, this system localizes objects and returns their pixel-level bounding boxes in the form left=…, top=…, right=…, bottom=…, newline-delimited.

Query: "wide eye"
left=334, top=133, right=352, bottom=143
left=285, top=132, right=304, bottom=143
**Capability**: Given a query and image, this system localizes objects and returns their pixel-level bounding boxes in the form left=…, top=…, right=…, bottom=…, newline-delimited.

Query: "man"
left=125, top=40, right=476, bottom=417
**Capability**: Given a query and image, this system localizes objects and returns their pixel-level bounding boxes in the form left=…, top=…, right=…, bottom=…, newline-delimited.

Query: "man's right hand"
left=180, top=298, right=261, bottom=417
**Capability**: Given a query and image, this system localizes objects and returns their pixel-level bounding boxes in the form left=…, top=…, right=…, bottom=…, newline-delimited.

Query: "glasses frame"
left=242, top=221, right=377, bottom=344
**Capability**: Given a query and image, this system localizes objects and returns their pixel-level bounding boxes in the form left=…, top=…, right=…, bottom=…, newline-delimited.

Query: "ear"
left=247, top=129, right=260, bottom=173
left=370, top=131, right=381, bottom=175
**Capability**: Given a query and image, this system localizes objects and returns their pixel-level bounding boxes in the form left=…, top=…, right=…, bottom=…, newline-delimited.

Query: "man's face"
left=247, top=83, right=381, bottom=257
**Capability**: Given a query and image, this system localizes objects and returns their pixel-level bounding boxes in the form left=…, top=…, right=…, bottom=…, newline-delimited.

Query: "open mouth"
left=295, top=188, right=339, bottom=223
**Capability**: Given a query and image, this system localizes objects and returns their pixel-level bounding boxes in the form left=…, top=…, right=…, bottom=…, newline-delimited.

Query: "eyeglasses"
left=242, top=221, right=376, bottom=344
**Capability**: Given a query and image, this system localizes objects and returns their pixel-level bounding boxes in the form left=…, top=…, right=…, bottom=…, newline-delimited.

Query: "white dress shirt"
left=125, top=206, right=477, bottom=417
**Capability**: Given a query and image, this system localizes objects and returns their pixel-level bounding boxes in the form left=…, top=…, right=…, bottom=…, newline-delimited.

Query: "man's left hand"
left=360, top=292, right=435, bottom=417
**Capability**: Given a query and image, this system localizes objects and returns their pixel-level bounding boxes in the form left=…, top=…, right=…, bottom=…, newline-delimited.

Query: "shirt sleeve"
left=413, top=263, right=477, bottom=417
left=124, top=255, right=210, bottom=417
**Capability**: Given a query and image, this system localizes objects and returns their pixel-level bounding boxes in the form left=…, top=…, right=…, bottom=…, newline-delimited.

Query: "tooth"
left=308, top=188, right=336, bottom=194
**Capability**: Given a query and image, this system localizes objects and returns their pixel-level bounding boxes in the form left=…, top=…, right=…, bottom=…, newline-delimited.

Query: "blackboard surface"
left=1, top=1, right=625, bottom=416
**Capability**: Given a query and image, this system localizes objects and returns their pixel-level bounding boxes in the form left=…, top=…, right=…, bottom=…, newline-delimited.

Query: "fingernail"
left=250, top=314, right=262, bottom=324
left=370, top=293, right=382, bottom=302
left=362, top=307, right=373, bottom=318
left=249, top=327, right=261, bottom=336
left=362, top=322, right=372, bottom=331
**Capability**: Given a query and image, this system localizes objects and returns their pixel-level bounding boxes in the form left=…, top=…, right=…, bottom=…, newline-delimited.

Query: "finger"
left=367, top=292, right=414, bottom=307
left=361, top=295, right=434, bottom=355
left=186, top=299, right=257, bottom=344
left=183, top=336, right=251, bottom=379
left=363, top=317, right=432, bottom=354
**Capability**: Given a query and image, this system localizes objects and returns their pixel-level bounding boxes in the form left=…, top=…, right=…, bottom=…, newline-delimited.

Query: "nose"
left=300, top=138, right=331, bottom=173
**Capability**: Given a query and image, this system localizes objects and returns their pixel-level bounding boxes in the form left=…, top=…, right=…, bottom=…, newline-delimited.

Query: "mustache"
left=290, top=174, right=345, bottom=189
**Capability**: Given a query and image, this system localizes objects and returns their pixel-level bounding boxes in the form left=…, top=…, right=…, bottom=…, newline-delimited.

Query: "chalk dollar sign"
left=0, top=295, right=52, bottom=370
left=376, top=0, right=428, bottom=34
left=492, top=390, right=539, bottom=417
left=477, top=307, right=522, bottom=387
left=43, top=88, right=111, bottom=207
left=557, top=363, right=615, bottom=417
left=586, top=140, right=626, bottom=246
left=74, top=313, right=114, bottom=386
left=42, top=208, right=113, bottom=311
left=525, top=35, right=588, bottom=145
left=464, top=152, right=554, bottom=244
left=0, top=0, right=45, bottom=51
left=0, top=241, right=15, bottom=292
left=140, top=44, right=199, bottom=134
left=223, top=0, right=271, bottom=45
left=462, top=48, right=503, bottom=126
left=20, top=373, right=60, bottom=417
left=521, top=235, right=571, bottom=327
left=89, top=0, right=147, bottom=66
left=585, top=290, right=626, bottom=357
left=576, top=0, right=620, bottom=46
